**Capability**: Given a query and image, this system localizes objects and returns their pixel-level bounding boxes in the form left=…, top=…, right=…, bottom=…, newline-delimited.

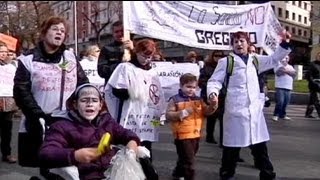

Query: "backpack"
left=222, top=54, right=260, bottom=95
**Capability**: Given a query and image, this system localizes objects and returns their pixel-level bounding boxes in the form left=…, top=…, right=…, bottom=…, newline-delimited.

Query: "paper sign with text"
left=0, top=33, right=17, bottom=51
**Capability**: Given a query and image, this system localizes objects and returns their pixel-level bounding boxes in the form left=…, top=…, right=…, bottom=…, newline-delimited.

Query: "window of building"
left=278, top=8, right=282, bottom=17
left=292, top=27, right=296, bottom=34
left=285, top=26, right=289, bottom=31
left=82, top=18, right=86, bottom=27
left=304, top=16, right=307, bottom=24
left=292, top=12, right=295, bottom=21
left=271, top=5, right=275, bottom=12
left=303, top=30, right=307, bottom=37
left=298, top=15, right=301, bottom=22
left=298, top=1, right=302, bottom=7
left=298, top=29, right=302, bottom=36
left=285, top=10, right=289, bottom=19
left=304, top=2, right=307, bottom=10
left=82, top=30, right=86, bottom=39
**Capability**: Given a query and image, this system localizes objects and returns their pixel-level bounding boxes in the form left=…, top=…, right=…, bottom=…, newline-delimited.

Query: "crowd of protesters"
left=0, top=14, right=297, bottom=180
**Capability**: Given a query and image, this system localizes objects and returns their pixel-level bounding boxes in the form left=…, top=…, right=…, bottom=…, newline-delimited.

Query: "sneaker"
left=29, top=177, right=41, bottom=180
left=172, top=176, right=185, bottom=180
left=2, top=155, right=17, bottom=163
left=305, top=115, right=316, bottom=118
left=172, top=169, right=183, bottom=180
left=272, top=116, right=278, bottom=121
left=283, top=116, right=292, bottom=120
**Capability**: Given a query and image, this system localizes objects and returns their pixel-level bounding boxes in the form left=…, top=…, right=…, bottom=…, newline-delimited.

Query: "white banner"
left=123, top=1, right=283, bottom=54
left=0, top=64, right=16, bottom=97
left=151, top=61, right=200, bottom=101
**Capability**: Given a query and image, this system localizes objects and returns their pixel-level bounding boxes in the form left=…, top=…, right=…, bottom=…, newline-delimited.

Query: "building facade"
left=49, top=1, right=120, bottom=53
left=269, top=1, right=312, bottom=65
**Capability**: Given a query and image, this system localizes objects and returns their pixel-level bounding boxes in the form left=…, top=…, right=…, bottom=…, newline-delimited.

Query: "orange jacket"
left=170, top=94, right=206, bottom=140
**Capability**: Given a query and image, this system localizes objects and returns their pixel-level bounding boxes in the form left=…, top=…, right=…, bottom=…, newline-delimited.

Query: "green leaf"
left=59, top=61, right=69, bottom=70
left=150, top=119, right=161, bottom=127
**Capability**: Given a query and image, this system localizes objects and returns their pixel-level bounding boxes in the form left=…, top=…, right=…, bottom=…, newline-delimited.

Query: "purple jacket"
left=39, top=112, right=140, bottom=180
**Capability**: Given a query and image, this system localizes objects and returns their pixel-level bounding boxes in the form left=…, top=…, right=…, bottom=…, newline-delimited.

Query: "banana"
left=97, top=132, right=111, bottom=155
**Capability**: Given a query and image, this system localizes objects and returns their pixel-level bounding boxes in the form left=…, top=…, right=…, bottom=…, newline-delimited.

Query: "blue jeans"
left=273, top=88, right=291, bottom=118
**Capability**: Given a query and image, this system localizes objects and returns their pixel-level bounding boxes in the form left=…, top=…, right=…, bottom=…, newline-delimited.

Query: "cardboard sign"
left=0, top=33, right=17, bottom=51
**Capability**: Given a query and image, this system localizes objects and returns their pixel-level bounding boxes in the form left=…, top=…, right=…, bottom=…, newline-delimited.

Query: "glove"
left=179, top=109, right=190, bottom=120
left=43, top=114, right=55, bottom=126
left=137, top=146, right=151, bottom=158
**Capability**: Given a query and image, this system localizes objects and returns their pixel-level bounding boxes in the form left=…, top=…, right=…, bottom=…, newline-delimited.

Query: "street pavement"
left=1, top=104, right=319, bottom=180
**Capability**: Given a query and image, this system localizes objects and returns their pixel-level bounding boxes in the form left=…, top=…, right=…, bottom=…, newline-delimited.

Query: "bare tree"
left=0, top=1, right=53, bottom=51
left=82, top=1, right=122, bottom=45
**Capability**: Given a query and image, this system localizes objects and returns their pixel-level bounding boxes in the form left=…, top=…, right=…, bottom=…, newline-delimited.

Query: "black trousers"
left=206, top=109, right=223, bottom=145
left=141, top=141, right=153, bottom=162
left=173, top=138, right=200, bottom=180
left=305, top=90, right=320, bottom=117
left=220, top=142, right=276, bottom=180
left=0, top=111, right=14, bottom=157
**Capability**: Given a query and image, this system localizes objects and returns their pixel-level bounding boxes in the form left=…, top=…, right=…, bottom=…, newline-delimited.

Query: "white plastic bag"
left=50, top=166, right=80, bottom=180
left=105, top=146, right=146, bottom=180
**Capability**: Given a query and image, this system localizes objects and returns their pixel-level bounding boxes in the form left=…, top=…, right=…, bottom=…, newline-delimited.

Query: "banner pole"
left=73, top=1, right=78, bottom=55
left=122, top=1, right=131, bottom=62
left=122, top=30, right=131, bottom=62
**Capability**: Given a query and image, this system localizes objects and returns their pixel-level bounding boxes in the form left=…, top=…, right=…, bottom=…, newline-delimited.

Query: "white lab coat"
left=207, top=46, right=291, bottom=147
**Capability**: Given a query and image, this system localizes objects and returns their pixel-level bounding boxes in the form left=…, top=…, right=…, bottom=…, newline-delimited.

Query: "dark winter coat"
left=39, top=111, right=140, bottom=180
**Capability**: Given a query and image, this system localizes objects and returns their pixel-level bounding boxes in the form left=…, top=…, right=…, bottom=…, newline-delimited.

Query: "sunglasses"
left=214, top=54, right=224, bottom=58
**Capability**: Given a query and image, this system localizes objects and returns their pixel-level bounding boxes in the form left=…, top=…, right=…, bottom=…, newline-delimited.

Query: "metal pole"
left=73, top=1, right=78, bottom=55
left=6, top=14, right=10, bottom=35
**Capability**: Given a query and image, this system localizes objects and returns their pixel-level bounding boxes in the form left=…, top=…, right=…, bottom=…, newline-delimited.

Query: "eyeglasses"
left=0, top=51, right=8, bottom=53
left=95, top=50, right=100, bottom=53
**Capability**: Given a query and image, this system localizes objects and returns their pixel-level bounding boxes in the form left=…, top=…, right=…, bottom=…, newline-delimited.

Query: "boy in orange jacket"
left=166, top=73, right=217, bottom=180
